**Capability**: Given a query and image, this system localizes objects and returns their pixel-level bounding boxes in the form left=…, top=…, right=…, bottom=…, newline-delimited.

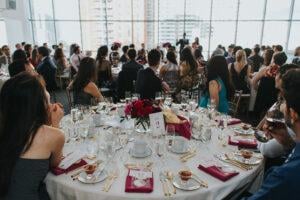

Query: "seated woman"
left=96, top=45, right=112, bottom=88
left=53, top=47, right=70, bottom=76
left=177, top=47, right=199, bottom=92
left=228, top=49, right=251, bottom=94
left=0, top=72, right=65, bottom=200
left=69, top=57, right=104, bottom=105
left=159, top=51, right=179, bottom=92
left=199, top=55, right=234, bottom=114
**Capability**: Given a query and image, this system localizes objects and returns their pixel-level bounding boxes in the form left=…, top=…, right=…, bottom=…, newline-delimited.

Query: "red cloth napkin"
left=51, top=159, right=87, bottom=175
left=227, top=118, right=242, bottom=125
left=198, top=164, right=239, bottom=182
left=166, top=115, right=191, bottom=140
left=217, top=118, right=241, bottom=126
left=125, top=170, right=153, bottom=193
left=228, top=136, right=258, bottom=149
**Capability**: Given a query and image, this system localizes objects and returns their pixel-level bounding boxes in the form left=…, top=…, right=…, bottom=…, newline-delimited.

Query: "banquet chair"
left=228, top=90, right=243, bottom=117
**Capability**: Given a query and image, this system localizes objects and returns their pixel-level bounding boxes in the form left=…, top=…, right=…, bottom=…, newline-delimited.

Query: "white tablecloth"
left=46, top=114, right=264, bottom=200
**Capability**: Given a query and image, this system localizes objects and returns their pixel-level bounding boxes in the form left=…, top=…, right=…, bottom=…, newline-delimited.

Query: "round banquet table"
left=45, top=109, right=264, bottom=200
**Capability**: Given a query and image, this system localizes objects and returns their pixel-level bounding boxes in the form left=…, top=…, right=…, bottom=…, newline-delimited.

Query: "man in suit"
left=117, top=48, right=143, bottom=99
left=136, top=49, right=169, bottom=99
left=247, top=69, right=300, bottom=200
left=36, top=46, right=57, bottom=92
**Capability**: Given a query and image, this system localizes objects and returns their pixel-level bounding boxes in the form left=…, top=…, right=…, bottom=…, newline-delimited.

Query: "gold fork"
left=103, top=170, right=119, bottom=192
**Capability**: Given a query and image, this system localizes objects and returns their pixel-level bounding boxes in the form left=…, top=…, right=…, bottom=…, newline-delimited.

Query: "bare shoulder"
left=40, top=125, right=65, bottom=144
left=85, top=81, right=97, bottom=90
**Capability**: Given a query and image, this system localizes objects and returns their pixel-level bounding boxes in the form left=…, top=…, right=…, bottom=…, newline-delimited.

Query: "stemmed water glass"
left=165, top=124, right=176, bottom=148
left=125, top=91, right=132, bottom=103
left=155, top=92, right=163, bottom=105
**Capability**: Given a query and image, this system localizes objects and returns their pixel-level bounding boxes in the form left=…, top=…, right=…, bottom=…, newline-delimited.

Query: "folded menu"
left=125, top=169, right=153, bottom=193
left=228, top=136, right=257, bottom=149
left=198, top=164, right=239, bottom=182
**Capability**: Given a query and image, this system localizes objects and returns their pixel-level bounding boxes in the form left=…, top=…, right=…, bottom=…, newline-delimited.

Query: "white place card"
left=129, top=170, right=152, bottom=179
left=149, top=112, right=165, bottom=135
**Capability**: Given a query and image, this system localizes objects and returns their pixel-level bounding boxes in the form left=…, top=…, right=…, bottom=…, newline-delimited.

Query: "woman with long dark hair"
left=159, top=51, right=179, bottom=92
left=199, top=55, right=234, bottom=113
left=70, top=57, right=103, bottom=105
left=0, top=72, right=64, bottom=199
left=177, top=47, right=199, bottom=93
left=95, top=45, right=112, bottom=88
left=53, top=47, right=70, bottom=75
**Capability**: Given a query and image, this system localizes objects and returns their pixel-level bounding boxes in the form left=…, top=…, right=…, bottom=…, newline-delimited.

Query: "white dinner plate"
left=173, top=175, right=201, bottom=191
left=129, top=147, right=152, bottom=158
left=78, top=170, right=108, bottom=184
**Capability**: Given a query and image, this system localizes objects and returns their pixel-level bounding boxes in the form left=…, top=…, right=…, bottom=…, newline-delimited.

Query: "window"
left=262, top=21, right=288, bottom=47
left=0, top=20, right=8, bottom=45
left=55, top=22, right=81, bottom=49
left=265, top=0, right=292, bottom=20
left=53, top=0, right=79, bottom=20
left=81, top=22, right=107, bottom=51
left=26, top=0, right=298, bottom=57
left=210, top=21, right=235, bottom=50
left=30, top=0, right=54, bottom=20
left=239, top=0, right=264, bottom=20
left=212, top=0, right=238, bottom=20
left=292, top=0, right=300, bottom=19
left=32, top=20, right=56, bottom=45
left=236, top=21, right=262, bottom=48
left=288, top=22, right=300, bottom=51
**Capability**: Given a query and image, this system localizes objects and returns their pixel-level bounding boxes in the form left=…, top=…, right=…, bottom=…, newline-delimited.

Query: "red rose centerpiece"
left=125, top=99, right=161, bottom=132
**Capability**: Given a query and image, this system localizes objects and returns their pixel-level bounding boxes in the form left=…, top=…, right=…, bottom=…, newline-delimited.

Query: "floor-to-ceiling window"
left=28, top=0, right=300, bottom=57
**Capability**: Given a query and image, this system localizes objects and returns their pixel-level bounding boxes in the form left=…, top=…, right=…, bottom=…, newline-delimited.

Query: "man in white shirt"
left=70, top=45, right=84, bottom=76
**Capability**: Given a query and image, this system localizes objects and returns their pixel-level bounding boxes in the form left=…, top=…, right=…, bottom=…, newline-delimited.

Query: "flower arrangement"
left=125, top=99, right=161, bottom=131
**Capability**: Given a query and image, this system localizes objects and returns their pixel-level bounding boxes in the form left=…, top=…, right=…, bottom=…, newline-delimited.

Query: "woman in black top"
left=0, top=72, right=65, bottom=200
left=229, top=49, right=251, bottom=94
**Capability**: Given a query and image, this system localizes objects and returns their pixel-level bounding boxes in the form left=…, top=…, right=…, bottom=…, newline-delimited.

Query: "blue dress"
left=199, top=78, right=229, bottom=113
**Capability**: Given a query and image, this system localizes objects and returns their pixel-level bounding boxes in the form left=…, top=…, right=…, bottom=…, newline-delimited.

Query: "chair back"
left=228, top=90, right=243, bottom=117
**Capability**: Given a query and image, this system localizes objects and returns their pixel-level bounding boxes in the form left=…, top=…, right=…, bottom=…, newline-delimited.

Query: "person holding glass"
left=199, top=55, right=234, bottom=114
left=0, top=72, right=65, bottom=200
left=247, top=69, right=300, bottom=200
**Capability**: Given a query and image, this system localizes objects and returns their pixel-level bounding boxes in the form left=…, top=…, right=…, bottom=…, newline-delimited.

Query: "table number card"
left=149, top=112, right=165, bottom=136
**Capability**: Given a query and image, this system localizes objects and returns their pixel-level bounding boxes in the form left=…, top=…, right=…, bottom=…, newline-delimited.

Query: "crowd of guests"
left=0, top=38, right=300, bottom=199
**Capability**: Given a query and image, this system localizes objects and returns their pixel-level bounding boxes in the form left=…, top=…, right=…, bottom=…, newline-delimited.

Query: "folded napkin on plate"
left=198, top=164, right=239, bottom=182
left=227, top=118, right=242, bottom=125
left=125, top=169, right=153, bottom=193
left=164, top=110, right=191, bottom=140
left=51, top=159, right=87, bottom=175
left=228, top=136, right=257, bottom=149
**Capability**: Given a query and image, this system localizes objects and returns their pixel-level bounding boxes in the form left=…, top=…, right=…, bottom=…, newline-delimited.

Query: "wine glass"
left=164, top=94, right=172, bottom=108
left=125, top=91, right=132, bottom=103
left=165, top=124, right=176, bottom=148
left=155, top=92, right=163, bottom=105
left=265, top=101, right=286, bottom=129
left=132, top=93, right=140, bottom=101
